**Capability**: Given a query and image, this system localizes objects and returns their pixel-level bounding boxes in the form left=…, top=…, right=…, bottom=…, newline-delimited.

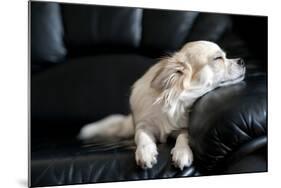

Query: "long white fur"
left=78, top=41, right=245, bottom=170
left=78, top=114, right=134, bottom=140
left=171, top=131, right=193, bottom=170
left=135, top=130, right=158, bottom=169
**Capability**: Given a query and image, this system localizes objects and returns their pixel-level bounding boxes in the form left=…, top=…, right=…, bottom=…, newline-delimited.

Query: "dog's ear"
left=151, top=61, right=192, bottom=91
left=151, top=64, right=175, bottom=91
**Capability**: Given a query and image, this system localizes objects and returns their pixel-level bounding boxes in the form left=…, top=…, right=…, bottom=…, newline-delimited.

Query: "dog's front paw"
left=171, top=146, right=193, bottom=170
left=135, top=144, right=158, bottom=169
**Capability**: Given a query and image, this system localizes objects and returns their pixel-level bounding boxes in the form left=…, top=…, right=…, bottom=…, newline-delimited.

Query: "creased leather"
left=188, top=72, right=267, bottom=173
left=30, top=2, right=267, bottom=187
left=31, top=139, right=197, bottom=187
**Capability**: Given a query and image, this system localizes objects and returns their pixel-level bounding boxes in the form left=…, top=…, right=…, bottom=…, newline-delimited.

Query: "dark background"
left=30, top=1, right=267, bottom=143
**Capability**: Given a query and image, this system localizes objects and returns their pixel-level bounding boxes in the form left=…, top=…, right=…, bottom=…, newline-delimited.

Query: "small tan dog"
left=78, top=41, right=245, bottom=170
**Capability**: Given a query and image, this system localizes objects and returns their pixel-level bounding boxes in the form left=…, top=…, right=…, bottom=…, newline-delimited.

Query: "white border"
left=1, top=0, right=280, bottom=188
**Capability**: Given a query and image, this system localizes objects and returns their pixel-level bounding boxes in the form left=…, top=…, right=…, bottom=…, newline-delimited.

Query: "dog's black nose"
left=237, top=58, right=245, bottom=66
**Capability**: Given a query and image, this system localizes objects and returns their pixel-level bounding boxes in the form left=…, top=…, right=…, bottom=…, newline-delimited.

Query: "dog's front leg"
left=135, top=129, right=158, bottom=169
left=171, top=130, right=193, bottom=170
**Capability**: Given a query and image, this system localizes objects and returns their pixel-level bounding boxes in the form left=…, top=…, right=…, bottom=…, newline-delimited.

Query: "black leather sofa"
left=30, top=1, right=268, bottom=187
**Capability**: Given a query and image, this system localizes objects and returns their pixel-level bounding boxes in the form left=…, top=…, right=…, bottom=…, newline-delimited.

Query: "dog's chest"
left=165, top=104, right=189, bottom=130
left=164, top=94, right=197, bottom=131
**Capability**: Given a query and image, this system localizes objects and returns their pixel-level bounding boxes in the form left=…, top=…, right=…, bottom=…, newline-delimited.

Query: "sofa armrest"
left=188, top=71, right=267, bottom=174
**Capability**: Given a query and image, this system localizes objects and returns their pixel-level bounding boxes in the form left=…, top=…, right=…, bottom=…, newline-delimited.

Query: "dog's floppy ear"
left=151, top=60, right=192, bottom=91
left=151, top=64, right=174, bottom=91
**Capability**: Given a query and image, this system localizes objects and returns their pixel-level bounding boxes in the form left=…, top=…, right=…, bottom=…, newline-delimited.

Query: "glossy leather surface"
left=189, top=69, right=267, bottom=173
left=31, top=54, right=156, bottom=139
left=187, top=13, right=232, bottom=42
left=31, top=64, right=267, bottom=187
left=31, top=139, right=197, bottom=187
left=31, top=2, right=233, bottom=61
left=62, top=5, right=143, bottom=55
left=31, top=2, right=66, bottom=64
left=30, top=2, right=267, bottom=187
left=141, top=10, right=199, bottom=55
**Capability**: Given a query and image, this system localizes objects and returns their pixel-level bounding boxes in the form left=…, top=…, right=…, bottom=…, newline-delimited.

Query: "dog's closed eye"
left=214, top=56, right=223, bottom=61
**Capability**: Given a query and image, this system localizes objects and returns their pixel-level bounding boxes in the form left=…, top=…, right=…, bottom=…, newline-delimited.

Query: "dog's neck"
left=163, top=85, right=214, bottom=123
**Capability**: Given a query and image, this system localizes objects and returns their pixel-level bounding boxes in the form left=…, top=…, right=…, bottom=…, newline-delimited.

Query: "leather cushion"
left=61, top=4, right=142, bottom=55
left=188, top=70, right=267, bottom=172
left=31, top=2, right=67, bottom=64
left=31, top=139, right=197, bottom=187
left=141, top=9, right=198, bottom=56
left=187, top=13, right=232, bottom=42
left=223, top=147, right=267, bottom=174
left=31, top=54, right=156, bottom=139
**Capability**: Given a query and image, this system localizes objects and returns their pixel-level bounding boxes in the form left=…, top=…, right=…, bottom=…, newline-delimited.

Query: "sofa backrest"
left=31, top=2, right=232, bottom=64
left=31, top=2, right=66, bottom=64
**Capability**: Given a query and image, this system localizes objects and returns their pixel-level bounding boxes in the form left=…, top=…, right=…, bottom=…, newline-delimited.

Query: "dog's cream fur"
left=78, top=41, right=245, bottom=170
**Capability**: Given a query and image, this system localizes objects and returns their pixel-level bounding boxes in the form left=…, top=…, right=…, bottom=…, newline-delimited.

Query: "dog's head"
left=151, top=41, right=245, bottom=105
